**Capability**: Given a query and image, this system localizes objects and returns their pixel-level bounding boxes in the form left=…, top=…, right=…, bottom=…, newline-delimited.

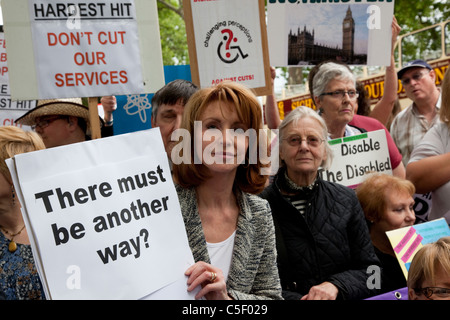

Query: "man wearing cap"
left=15, top=98, right=100, bottom=148
left=390, top=59, right=441, bottom=165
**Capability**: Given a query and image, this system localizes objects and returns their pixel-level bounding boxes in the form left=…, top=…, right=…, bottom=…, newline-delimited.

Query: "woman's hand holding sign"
left=185, top=261, right=232, bottom=300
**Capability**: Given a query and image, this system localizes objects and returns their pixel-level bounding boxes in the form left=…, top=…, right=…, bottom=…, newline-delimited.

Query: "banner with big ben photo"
left=183, top=0, right=271, bottom=96
left=267, top=0, right=395, bottom=67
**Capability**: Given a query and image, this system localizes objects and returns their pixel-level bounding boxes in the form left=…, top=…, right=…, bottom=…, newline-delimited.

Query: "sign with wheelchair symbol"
left=183, top=0, right=271, bottom=96
left=218, top=29, right=249, bottom=64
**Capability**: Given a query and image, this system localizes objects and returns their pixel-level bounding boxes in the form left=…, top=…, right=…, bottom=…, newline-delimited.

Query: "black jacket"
left=259, top=173, right=380, bottom=300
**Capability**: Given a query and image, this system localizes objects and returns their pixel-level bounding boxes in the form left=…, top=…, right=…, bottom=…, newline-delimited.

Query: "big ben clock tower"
left=342, top=6, right=355, bottom=62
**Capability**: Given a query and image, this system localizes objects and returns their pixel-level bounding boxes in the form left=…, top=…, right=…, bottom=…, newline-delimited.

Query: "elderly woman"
left=259, top=106, right=379, bottom=300
left=172, top=81, right=282, bottom=300
left=356, top=173, right=416, bottom=293
left=312, top=62, right=364, bottom=139
left=0, top=126, right=46, bottom=299
left=310, top=61, right=405, bottom=178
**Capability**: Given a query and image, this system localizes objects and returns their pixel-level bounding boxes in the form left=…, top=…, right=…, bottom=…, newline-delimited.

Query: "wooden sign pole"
left=88, top=97, right=102, bottom=140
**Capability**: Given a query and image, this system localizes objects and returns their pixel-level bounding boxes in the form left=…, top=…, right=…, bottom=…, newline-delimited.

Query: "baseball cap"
left=397, top=59, right=433, bottom=79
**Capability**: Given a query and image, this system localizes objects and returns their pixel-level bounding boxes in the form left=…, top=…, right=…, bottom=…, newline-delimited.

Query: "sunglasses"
left=32, top=116, right=68, bottom=130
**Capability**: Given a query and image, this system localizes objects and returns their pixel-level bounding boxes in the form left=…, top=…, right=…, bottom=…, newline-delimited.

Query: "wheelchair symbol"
left=217, top=29, right=248, bottom=64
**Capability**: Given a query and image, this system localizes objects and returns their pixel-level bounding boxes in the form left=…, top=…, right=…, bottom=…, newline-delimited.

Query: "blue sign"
left=113, top=65, right=192, bottom=135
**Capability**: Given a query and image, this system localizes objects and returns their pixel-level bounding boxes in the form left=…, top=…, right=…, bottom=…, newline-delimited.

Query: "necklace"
left=0, top=224, right=26, bottom=252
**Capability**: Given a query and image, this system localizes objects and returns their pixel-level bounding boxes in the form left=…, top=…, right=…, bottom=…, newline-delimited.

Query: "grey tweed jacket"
left=176, top=184, right=283, bottom=300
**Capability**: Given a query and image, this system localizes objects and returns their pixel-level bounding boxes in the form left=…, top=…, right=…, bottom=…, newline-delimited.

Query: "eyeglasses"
left=414, top=287, right=450, bottom=299
left=401, top=71, right=430, bottom=86
left=319, top=90, right=359, bottom=100
left=32, top=116, right=67, bottom=130
left=283, top=135, right=324, bottom=148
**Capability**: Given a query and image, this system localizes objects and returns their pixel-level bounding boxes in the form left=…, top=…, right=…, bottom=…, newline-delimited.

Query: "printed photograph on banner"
left=286, top=5, right=369, bottom=65
left=268, top=0, right=394, bottom=67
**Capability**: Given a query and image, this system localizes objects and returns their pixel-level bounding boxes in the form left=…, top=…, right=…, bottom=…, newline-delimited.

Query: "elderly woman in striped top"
left=260, top=106, right=379, bottom=300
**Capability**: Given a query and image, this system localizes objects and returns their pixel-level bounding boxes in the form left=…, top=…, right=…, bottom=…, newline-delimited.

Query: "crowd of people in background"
left=1, top=15, right=450, bottom=301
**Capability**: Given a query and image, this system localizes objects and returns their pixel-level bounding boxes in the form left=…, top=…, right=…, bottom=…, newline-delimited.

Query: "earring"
left=11, top=185, right=16, bottom=206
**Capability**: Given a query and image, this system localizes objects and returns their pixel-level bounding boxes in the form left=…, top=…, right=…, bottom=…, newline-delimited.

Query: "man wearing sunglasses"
left=15, top=98, right=105, bottom=148
left=390, top=59, right=441, bottom=166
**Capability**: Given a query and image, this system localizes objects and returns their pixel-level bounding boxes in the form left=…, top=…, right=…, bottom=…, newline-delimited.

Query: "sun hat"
left=397, top=59, right=433, bottom=79
left=15, top=98, right=90, bottom=127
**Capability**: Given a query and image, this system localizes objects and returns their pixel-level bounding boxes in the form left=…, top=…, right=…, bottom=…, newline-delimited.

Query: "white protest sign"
left=184, top=0, right=271, bottom=96
left=319, top=129, right=392, bottom=189
left=0, top=33, right=7, bottom=81
left=267, top=0, right=394, bottom=66
left=0, top=32, right=36, bottom=128
left=2, top=0, right=164, bottom=100
left=7, top=128, right=195, bottom=299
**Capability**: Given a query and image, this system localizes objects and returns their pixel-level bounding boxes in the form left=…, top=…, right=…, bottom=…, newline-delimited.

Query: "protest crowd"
left=0, top=2, right=449, bottom=302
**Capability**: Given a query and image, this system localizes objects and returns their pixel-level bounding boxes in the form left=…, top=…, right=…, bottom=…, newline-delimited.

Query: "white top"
left=409, top=121, right=450, bottom=224
left=207, top=231, right=236, bottom=281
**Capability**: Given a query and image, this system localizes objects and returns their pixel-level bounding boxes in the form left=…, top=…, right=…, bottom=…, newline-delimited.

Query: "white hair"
left=279, top=106, right=333, bottom=169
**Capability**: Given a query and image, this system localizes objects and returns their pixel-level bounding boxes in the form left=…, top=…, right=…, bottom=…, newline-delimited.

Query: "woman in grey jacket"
left=171, top=81, right=282, bottom=300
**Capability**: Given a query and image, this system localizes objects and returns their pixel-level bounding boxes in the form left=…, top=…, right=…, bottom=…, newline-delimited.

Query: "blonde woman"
left=408, top=237, right=450, bottom=300
left=0, top=126, right=45, bottom=299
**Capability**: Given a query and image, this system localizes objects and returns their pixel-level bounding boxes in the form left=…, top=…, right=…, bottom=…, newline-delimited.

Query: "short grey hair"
left=312, top=62, right=356, bottom=99
left=279, top=106, right=333, bottom=169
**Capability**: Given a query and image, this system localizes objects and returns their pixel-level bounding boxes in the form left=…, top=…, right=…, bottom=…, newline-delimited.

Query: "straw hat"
left=15, top=98, right=90, bottom=127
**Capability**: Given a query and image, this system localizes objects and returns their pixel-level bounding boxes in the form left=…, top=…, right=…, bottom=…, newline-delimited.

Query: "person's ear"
left=408, top=288, right=419, bottom=300
left=314, top=96, right=322, bottom=110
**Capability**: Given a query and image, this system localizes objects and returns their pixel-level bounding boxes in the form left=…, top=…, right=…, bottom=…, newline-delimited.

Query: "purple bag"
left=365, top=287, right=408, bottom=300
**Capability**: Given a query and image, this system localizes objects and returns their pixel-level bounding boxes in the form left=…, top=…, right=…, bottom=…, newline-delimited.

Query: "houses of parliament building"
left=287, top=6, right=367, bottom=65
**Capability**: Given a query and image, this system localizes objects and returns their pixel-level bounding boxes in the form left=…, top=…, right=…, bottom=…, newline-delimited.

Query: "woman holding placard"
left=0, top=126, right=46, bottom=300
left=172, top=81, right=282, bottom=300
left=259, top=106, right=379, bottom=300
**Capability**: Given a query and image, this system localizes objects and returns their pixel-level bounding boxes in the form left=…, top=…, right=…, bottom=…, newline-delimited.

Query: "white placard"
left=0, top=32, right=36, bottom=128
left=30, top=0, right=142, bottom=98
left=2, top=0, right=164, bottom=100
left=7, top=128, right=195, bottom=299
left=184, top=0, right=271, bottom=95
left=319, top=129, right=392, bottom=188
